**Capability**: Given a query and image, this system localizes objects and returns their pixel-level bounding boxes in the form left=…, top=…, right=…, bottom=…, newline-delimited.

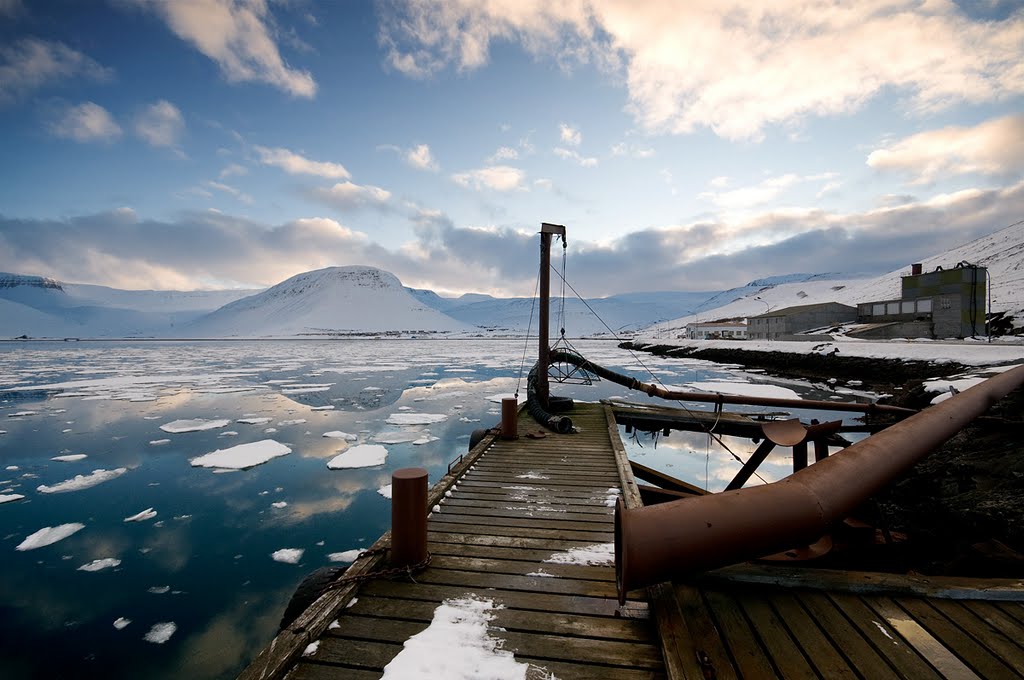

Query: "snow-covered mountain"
left=184, top=266, right=473, bottom=337
left=647, top=220, right=1024, bottom=335
left=0, top=273, right=257, bottom=338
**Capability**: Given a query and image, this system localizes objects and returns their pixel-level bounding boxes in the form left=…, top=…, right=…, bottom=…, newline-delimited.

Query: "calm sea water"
left=0, top=339, right=871, bottom=679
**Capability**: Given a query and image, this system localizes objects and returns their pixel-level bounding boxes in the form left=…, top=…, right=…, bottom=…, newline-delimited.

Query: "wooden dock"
left=241, top=402, right=1024, bottom=680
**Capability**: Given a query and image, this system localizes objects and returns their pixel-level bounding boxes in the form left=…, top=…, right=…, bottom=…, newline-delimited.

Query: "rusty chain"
left=323, top=548, right=432, bottom=591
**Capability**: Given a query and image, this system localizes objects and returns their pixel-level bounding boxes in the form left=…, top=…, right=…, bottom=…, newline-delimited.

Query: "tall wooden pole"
left=537, top=223, right=565, bottom=409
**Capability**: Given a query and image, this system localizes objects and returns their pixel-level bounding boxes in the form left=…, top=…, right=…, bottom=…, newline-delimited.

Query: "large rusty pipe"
left=615, top=364, right=1024, bottom=604
left=391, top=468, right=428, bottom=568
left=550, top=349, right=915, bottom=416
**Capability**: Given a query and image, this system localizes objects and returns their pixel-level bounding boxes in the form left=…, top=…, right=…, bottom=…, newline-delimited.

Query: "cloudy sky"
left=1, top=0, right=1022, bottom=296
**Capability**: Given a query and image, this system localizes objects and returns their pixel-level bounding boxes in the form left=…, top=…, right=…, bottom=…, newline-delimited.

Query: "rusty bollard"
left=391, top=468, right=428, bottom=568
left=501, top=397, right=518, bottom=440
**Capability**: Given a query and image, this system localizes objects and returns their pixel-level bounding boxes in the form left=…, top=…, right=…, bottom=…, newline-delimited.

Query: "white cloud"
left=405, top=143, right=438, bottom=171
left=553, top=147, right=598, bottom=167
left=255, top=146, right=350, bottom=179
left=488, top=146, right=519, bottom=163
left=49, top=102, right=122, bottom=143
left=0, top=38, right=112, bottom=104
left=699, top=173, right=842, bottom=211
left=610, top=142, right=654, bottom=158
left=559, top=123, right=581, bottom=146
left=867, top=114, right=1024, bottom=184
left=206, top=180, right=254, bottom=204
left=140, top=0, right=316, bottom=98
left=309, top=181, right=392, bottom=210
left=380, top=1, right=1024, bottom=140
left=452, top=165, right=525, bottom=192
left=709, top=176, right=731, bottom=189
left=219, top=163, right=248, bottom=179
left=134, top=100, right=185, bottom=148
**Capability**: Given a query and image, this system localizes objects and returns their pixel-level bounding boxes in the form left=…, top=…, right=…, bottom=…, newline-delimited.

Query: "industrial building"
left=748, top=302, right=857, bottom=340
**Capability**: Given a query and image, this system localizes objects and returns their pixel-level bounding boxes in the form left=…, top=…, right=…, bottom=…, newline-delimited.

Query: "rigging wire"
left=514, top=261, right=542, bottom=399
left=550, top=262, right=768, bottom=485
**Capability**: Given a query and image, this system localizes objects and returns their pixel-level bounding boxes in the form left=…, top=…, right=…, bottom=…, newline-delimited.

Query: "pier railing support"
left=390, top=468, right=428, bottom=568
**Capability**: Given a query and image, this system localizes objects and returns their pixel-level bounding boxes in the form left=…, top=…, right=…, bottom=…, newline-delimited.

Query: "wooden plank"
left=499, top=630, right=663, bottom=669
left=345, top=596, right=655, bottom=642
left=427, top=530, right=600, bottom=551
left=426, top=519, right=613, bottom=542
left=704, top=564, right=1024, bottom=601
left=286, top=662, right=383, bottom=680
left=439, top=503, right=613, bottom=523
left=998, top=602, right=1024, bottom=625
left=672, top=585, right=737, bottom=680
left=767, top=591, right=857, bottom=678
left=737, top=595, right=817, bottom=680
left=797, top=590, right=900, bottom=680
left=703, top=590, right=778, bottom=679
left=461, top=474, right=618, bottom=490
left=928, top=599, right=1024, bottom=676
left=630, top=459, right=708, bottom=496
left=967, top=601, right=1024, bottom=649
left=646, top=582, right=713, bottom=680
left=827, top=592, right=942, bottom=680
left=304, top=637, right=401, bottom=671
left=442, top=496, right=613, bottom=515
left=427, top=539, right=596, bottom=564
left=359, top=580, right=648, bottom=618
left=429, top=511, right=614, bottom=534
left=414, top=567, right=624, bottom=599
left=514, top=660, right=667, bottom=680
left=894, top=596, right=1016, bottom=679
left=427, top=554, right=615, bottom=582
left=865, top=596, right=981, bottom=679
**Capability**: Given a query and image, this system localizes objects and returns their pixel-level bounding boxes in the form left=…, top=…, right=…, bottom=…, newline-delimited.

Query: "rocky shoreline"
left=621, top=341, right=1024, bottom=577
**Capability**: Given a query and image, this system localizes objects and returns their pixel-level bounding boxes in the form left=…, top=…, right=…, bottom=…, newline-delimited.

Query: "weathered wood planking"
left=283, top=402, right=664, bottom=679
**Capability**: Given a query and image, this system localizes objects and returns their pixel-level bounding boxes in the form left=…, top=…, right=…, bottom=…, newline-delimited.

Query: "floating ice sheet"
left=16, top=523, right=85, bottom=550
left=191, top=440, right=291, bottom=470
left=160, top=418, right=230, bottom=433
left=327, top=444, right=387, bottom=469
left=323, top=431, right=358, bottom=441
left=0, top=493, right=25, bottom=504
left=271, top=548, right=304, bottom=564
left=385, top=413, right=448, bottom=425
left=327, top=549, right=362, bottom=563
left=51, top=454, right=87, bottom=462
left=143, top=622, right=177, bottom=644
left=124, top=508, right=157, bottom=522
left=78, top=558, right=121, bottom=572
left=37, top=468, right=127, bottom=494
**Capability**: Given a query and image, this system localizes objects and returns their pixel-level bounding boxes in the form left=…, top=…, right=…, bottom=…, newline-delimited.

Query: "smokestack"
left=911, top=263, right=922, bottom=276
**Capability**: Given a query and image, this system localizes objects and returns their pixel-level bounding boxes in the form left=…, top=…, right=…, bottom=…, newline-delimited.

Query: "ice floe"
left=7, top=411, right=38, bottom=418
left=237, top=417, right=272, bottom=425
left=271, top=501, right=288, bottom=509
left=113, top=617, right=131, bottom=630
left=0, top=493, right=25, bottom=504
left=271, top=548, right=304, bottom=564
left=277, top=419, right=307, bottom=426
left=51, top=454, right=87, bottom=462
left=37, top=468, right=128, bottom=493
left=190, top=440, right=291, bottom=470
left=380, top=595, right=533, bottom=679
left=78, top=558, right=121, bottom=572
left=143, top=622, right=177, bottom=644
left=148, top=586, right=170, bottom=594
left=160, top=418, right=230, bottom=433
left=377, top=484, right=392, bottom=499
left=327, top=549, right=362, bottom=563
left=124, top=508, right=157, bottom=522
left=683, top=381, right=801, bottom=400
left=149, top=439, right=170, bottom=446
left=385, top=412, right=448, bottom=425
left=327, top=444, right=387, bottom=469
left=16, top=523, right=85, bottom=550
left=323, top=431, right=358, bottom=441
left=374, top=431, right=421, bottom=444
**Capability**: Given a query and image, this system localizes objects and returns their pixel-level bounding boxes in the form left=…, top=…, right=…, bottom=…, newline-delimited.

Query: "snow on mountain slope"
left=186, top=266, right=472, bottom=337
left=63, top=282, right=258, bottom=313
left=648, top=221, right=1024, bottom=334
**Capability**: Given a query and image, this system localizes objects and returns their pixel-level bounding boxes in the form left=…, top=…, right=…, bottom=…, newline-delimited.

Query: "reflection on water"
left=0, top=339, right=874, bottom=678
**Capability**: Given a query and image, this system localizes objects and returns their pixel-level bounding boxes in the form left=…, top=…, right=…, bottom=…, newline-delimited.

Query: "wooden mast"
left=537, top=222, right=566, bottom=409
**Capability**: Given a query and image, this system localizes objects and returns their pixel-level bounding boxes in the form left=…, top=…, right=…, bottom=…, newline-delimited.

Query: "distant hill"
left=647, top=220, right=1024, bottom=335
left=184, top=266, right=473, bottom=337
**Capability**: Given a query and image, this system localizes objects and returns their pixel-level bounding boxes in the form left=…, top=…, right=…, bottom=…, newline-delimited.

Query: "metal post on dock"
left=501, top=397, right=518, bottom=439
left=537, top=222, right=566, bottom=410
left=390, top=468, right=428, bottom=568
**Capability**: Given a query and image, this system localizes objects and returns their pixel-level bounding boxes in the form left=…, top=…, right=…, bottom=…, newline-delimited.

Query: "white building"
left=684, top=322, right=748, bottom=340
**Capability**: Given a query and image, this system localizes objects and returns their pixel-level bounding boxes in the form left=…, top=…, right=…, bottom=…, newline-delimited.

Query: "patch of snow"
left=113, top=617, right=131, bottom=630
left=516, top=472, right=549, bottom=480
left=16, top=523, right=85, bottom=550
left=544, top=543, right=615, bottom=566
left=327, top=444, right=388, bottom=469
left=149, top=439, right=171, bottom=446
left=310, top=405, right=335, bottom=411
left=143, top=622, right=177, bottom=644
left=872, top=620, right=897, bottom=643
left=160, top=418, right=230, bottom=433
left=684, top=381, right=801, bottom=400
left=78, top=558, right=121, bottom=572
left=271, top=548, right=304, bottom=564
left=378, top=484, right=393, bottom=499
left=381, top=595, right=531, bottom=679
left=51, top=454, right=87, bottom=462
left=328, top=549, right=363, bottom=563
left=302, top=641, right=320, bottom=657
left=37, top=468, right=127, bottom=493
left=190, top=440, right=291, bottom=470
left=124, top=508, right=157, bottom=522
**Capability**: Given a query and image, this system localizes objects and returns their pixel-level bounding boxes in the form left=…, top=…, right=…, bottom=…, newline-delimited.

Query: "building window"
left=918, top=299, right=932, bottom=313
left=886, top=302, right=900, bottom=314
left=901, top=301, right=914, bottom=314
left=873, top=304, right=885, bottom=315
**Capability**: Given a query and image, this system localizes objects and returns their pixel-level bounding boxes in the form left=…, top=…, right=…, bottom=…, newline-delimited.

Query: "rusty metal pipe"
left=550, top=349, right=915, bottom=416
left=615, top=364, right=1024, bottom=604
left=501, top=397, right=519, bottom=439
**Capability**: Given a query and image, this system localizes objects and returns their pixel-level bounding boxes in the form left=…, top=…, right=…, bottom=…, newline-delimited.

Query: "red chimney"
left=911, top=263, right=922, bottom=276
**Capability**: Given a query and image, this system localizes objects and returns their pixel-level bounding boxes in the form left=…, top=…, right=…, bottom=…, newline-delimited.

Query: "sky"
left=1, top=0, right=1023, bottom=297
